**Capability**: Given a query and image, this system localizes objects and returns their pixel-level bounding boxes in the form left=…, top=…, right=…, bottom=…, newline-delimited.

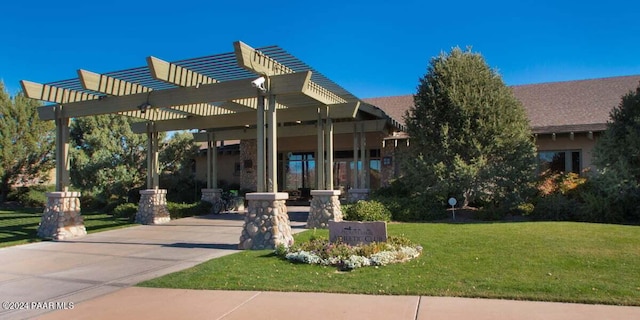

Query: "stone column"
left=348, top=188, right=370, bottom=203
left=307, top=190, right=343, bottom=229
left=238, top=192, right=293, bottom=250
left=201, top=188, right=222, bottom=203
left=136, top=189, right=170, bottom=224
left=37, top=191, right=86, bottom=240
left=240, top=139, right=258, bottom=191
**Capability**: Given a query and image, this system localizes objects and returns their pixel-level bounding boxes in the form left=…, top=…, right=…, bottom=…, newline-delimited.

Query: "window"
left=538, top=151, right=581, bottom=174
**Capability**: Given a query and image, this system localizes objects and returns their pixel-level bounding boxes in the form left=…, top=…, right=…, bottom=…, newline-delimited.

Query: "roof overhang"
left=531, top=123, right=607, bottom=135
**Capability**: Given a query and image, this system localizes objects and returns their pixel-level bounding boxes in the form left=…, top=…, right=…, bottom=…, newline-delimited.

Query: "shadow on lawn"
left=0, top=206, right=132, bottom=246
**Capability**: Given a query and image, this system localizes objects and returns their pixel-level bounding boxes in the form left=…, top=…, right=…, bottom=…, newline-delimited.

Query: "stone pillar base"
left=201, top=188, right=223, bottom=203
left=136, top=189, right=170, bottom=225
left=239, top=193, right=293, bottom=250
left=38, top=192, right=86, bottom=240
left=348, top=188, right=370, bottom=203
left=307, top=190, right=343, bottom=229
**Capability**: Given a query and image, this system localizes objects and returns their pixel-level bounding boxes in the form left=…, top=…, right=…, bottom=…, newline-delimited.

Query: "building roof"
left=363, top=75, right=640, bottom=134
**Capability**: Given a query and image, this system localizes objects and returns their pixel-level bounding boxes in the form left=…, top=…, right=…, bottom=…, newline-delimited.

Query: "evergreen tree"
left=593, top=83, right=640, bottom=181
left=0, top=82, right=55, bottom=201
left=589, top=82, right=640, bottom=220
left=403, top=47, right=537, bottom=209
left=69, top=114, right=160, bottom=203
left=159, top=131, right=202, bottom=203
left=159, top=131, right=199, bottom=176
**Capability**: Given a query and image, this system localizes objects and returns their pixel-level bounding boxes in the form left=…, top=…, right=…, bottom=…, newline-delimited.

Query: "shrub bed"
left=342, top=200, right=392, bottom=222
left=275, top=235, right=422, bottom=271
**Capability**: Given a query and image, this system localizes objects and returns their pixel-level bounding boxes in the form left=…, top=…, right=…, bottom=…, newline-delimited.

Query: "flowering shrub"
left=276, top=236, right=422, bottom=270
left=537, top=170, right=587, bottom=196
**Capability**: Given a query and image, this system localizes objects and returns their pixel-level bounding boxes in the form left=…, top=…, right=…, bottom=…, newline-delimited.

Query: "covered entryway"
left=21, top=41, right=402, bottom=248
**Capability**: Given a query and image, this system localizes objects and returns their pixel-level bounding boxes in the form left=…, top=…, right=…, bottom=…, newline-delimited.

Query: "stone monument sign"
left=328, top=221, right=387, bottom=245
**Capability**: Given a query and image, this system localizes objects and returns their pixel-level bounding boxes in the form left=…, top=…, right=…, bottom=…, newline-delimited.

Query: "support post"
left=54, top=106, right=70, bottom=192
left=325, top=117, right=334, bottom=190
left=202, top=131, right=222, bottom=203
left=316, top=108, right=325, bottom=189
left=267, top=94, right=277, bottom=192
left=145, top=122, right=160, bottom=189
left=38, top=105, right=86, bottom=240
left=206, top=132, right=217, bottom=189
left=352, top=123, right=359, bottom=189
left=257, top=92, right=266, bottom=192
left=360, top=123, right=367, bottom=189
left=152, top=130, right=159, bottom=189
left=137, top=121, right=169, bottom=224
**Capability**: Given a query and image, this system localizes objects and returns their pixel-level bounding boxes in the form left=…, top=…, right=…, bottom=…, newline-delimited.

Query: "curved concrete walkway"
left=0, top=208, right=638, bottom=320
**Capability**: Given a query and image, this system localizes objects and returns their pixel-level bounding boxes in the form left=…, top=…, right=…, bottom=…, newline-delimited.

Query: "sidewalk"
left=1, top=208, right=638, bottom=319
left=35, top=288, right=640, bottom=320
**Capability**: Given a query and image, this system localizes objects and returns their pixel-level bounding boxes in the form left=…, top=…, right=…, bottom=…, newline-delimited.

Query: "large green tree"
left=159, top=130, right=202, bottom=203
left=589, top=82, right=640, bottom=220
left=159, top=131, right=199, bottom=176
left=69, top=114, right=156, bottom=203
left=403, top=47, right=537, bottom=209
left=0, top=82, right=55, bottom=201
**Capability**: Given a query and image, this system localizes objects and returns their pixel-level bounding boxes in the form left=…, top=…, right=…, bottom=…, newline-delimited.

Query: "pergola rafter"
left=21, top=80, right=100, bottom=104
left=76, top=69, right=190, bottom=120
left=234, top=41, right=347, bottom=105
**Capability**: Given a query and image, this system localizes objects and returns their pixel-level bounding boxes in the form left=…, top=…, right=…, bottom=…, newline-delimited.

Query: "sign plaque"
left=328, top=221, right=387, bottom=245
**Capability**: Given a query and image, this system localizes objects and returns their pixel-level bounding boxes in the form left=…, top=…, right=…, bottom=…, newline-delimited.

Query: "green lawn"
left=139, top=222, right=640, bottom=306
left=0, top=208, right=134, bottom=248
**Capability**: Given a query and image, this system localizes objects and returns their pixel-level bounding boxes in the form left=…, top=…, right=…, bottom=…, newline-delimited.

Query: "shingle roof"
left=363, top=75, right=640, bottom=134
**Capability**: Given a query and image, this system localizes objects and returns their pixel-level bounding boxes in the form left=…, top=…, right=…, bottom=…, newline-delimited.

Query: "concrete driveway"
left=0, top=209, right=308, bottom=319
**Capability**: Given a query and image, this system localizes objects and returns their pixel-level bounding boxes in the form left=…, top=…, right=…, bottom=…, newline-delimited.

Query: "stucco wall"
left=535, top=131, right=601, bottom=171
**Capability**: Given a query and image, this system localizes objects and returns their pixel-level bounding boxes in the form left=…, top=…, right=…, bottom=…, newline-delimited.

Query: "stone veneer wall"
left=380, top=139, right=409, bottom=188
left=381, top=142, right=396, bottom=188
left=136, top=189, right=170, bottom=225
left=307, top=190, right=343, bottom=228
left=239, top=139, right=257, bottom=191
left=37, top=192, right=87, bottom=240
left=238, top=193, right=293, bottom=250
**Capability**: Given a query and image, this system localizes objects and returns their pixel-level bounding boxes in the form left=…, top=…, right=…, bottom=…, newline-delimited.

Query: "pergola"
left=22, top=41, right=402, bottom=247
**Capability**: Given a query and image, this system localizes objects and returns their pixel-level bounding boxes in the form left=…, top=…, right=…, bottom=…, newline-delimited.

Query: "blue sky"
left=2, top=0, right=639, bottom=99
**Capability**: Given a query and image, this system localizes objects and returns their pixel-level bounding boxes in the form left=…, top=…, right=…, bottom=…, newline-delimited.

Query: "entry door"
left=283, top=152, right=316, bottom=191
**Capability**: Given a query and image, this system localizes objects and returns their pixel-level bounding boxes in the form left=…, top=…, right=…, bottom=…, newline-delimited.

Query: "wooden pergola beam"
left=193, top=119, right=388, bottom=141
left=21, top=80, right=99, bottom=104
left=234, top=41, right=294, bottom=76
left=80, top=69, right=226, bottom=119
left=78, top=69, right=151, bottom=95
left=234, top=41, right=347, bottom=105
left=130, top=102, right=360, bottom=133
left=147, top=56, right=217, bottom=87
left=37, top=72, right=312, bottom=121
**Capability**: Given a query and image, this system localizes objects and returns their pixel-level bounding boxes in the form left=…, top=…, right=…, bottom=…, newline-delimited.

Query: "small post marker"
left=448, top=197, right=457, bottom=221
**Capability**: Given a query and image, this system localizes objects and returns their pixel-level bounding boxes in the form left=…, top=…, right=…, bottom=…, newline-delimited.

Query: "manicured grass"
left=0, top=208, right=134, bottom=248
left=139, top=222, right=640, bottom=306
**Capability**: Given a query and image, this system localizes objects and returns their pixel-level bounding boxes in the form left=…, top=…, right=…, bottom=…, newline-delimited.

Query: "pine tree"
left=589, top=82, right=640, bottom=220
left=593, top=82, right=640, bottom=181
left=403, top=47, right=537, bottom=209
left=0, top=82, right=55, bottom=201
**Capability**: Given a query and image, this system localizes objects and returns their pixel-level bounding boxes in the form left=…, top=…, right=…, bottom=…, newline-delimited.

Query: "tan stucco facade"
left=535, top=131, right=602, bottom=172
